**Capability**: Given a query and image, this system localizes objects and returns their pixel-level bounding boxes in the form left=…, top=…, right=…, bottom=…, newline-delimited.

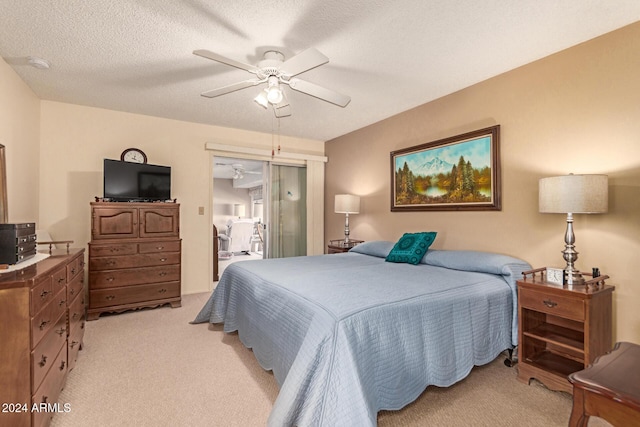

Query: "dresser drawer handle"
left=59, top=299, right=66, bottom=307
left=156, top=246, right=164, bottom=250
left=40, top=289, right=50, bottom=299
left=70, top=340, right=79, bottom=349
left=59, top=360, right=66, bottom=371
left=73, top=312, right=79, bottom=319
left=159, top=258, right=167, bottom=262
left=159, top=271, right=168, bottom=277
left=42, top=396, right=48, bottom=404
left=110, top=247, right=121, bottom=252
left=39, top=355, right=48, bottom=367
left=58, top=278, right=65, bottom=284
left=106, top=277, right=115, bottom=282
left=543, top=299, right=558, bottom=308
left=56, top=327, right=66, bottom=336
left=71, top=267, right=76, bottom=274
left=107, top=260, right=117, bottom=266
left=158, top=288, right=167, bottom=294
left=39, top=320, right=50, bottom=330
left=70, top=288, right=75, bottom=296
left=105, top=295, right=116, bottom=300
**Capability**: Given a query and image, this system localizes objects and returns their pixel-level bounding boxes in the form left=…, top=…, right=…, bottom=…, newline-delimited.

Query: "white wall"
left=38, top=101, right=324, bottom=295
left=212, top=178, right=251, bottom=231
left=0, top=59, right=41, bottom=223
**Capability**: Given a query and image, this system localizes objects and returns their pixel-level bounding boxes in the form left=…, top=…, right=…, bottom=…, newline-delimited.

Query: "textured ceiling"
left=1, top=1, right=639, bottom=141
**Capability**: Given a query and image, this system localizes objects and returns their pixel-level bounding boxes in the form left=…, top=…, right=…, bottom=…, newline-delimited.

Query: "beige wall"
left=325, top=23, right=640, bottom=344
left=36, top=101, right=323, bottom=295
left=0, top=59, right=41, bottom=223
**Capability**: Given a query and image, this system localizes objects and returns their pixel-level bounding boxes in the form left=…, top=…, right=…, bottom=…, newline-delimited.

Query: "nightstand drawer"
left=520, top=288, right=584, bottom=321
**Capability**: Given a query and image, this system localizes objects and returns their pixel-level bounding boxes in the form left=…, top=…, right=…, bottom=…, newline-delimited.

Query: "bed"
left=192, top=240, right=530, bottom=426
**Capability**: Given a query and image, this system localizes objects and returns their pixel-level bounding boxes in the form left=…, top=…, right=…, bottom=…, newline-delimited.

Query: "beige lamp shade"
left=335, top=194, right=360, bottom=214
left=539, top=174, right=608, bottom=214
left=233, top=204, right=246, bottom=217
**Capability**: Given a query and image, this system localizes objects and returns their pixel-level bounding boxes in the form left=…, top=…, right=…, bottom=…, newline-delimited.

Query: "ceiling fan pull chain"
left=271, top=116, right=275, bottom=158
left=278, top=117, right=281, bottom=154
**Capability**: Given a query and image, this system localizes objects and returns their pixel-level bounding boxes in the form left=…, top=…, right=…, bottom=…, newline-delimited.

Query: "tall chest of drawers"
left=87, top=202, right=181, bottom=320
left=0, top=249, right=86, bottom=427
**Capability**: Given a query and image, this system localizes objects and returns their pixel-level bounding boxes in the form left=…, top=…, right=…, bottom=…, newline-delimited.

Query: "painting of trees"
left=391, top=126, right=501, bottom=211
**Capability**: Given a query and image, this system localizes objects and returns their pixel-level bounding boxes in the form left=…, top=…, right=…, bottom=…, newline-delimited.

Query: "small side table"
left=327, top=239, right=363, bottom=254
left=568, top=341, right=640, bottom=427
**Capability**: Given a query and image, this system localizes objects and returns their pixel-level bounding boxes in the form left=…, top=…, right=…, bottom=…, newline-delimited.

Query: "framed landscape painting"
left=391, top=125, right=501, bottom=211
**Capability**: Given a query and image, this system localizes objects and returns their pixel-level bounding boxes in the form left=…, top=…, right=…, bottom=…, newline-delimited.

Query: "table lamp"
left=539, top=174, right=608, bottom=286
left=334, top=194, right=360, bottom=243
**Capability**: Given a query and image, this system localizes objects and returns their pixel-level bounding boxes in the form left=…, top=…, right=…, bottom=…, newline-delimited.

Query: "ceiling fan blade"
left=193, top=49, right=259, bottom=73
left=279, top=48, right=329, bottom=77
left=200, top=79, right=262, bottom=98
left=288, top=78, right=351, bottom=107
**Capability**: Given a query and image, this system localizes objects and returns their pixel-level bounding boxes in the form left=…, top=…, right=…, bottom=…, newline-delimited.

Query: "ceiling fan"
left=193, top=47, right=351, bottom=117
left=215, top=163, right=261, bottom=180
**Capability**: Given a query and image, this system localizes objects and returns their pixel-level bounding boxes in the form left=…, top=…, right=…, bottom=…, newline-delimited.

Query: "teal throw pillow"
left=385, top=232, right=437, bottom=265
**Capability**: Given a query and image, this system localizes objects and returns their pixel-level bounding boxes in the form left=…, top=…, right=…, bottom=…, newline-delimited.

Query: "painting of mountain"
left=391, top=126, right=501, bottom=211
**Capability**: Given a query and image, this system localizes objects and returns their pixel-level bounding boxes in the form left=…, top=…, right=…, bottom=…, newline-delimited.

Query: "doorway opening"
left=212, top=156, right=307, bottom=282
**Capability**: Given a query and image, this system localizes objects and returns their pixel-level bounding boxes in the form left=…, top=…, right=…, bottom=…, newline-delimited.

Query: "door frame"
left=206, top=142, right=327, bottom=290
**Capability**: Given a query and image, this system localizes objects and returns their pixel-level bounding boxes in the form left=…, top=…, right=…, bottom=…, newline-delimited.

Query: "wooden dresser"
left=87, top=202, right=181, bottom=320
left=0, top=249, right=85, bottom=427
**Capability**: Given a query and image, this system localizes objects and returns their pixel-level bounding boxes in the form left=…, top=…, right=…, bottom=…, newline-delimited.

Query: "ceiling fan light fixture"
left=267, top=87, right=283, bottom=104
left=266, top=76, right=284, bottom=104
left=254, top=90, right=269, bottom=109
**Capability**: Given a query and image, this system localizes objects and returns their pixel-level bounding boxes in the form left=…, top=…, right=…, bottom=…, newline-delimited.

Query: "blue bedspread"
left=193, top=241, right=530, bottom=426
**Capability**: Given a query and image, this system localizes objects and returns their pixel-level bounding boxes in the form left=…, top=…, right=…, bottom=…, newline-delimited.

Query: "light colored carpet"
left=51, top=292, right=609, bottom=427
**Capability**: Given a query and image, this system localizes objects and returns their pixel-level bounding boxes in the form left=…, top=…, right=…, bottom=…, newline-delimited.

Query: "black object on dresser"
left=0, top=222, right=37, bottom=264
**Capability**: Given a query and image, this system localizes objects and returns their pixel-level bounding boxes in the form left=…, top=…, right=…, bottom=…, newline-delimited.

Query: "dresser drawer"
left=90, top=264, right=180, bottom=289
left=52, top=267, right=67, bottom=295
left=31, top=302, right=55, bottom=348
left=31, top=275, right=53, bottom=316
left=67, top=322, right=85, bottom=372
left=52, top=286, right=68, bottom=321
left=90, top=252, right=180, bottom=271
left=138, top=240, right=180, bottom=254
left=519, top=288, right=585, bottom=321
left=90, top=281, right=180, bottom=308
left=68, top=292, right=86, bottom=337
left=66, top=255, right=84, bottom=282
left=31, top=344, right=67, bottom=427
left=90, top=242, right=137, bottom=257
left=67, top=272, right=84, bottom=302
left=31, top=312, right=67, bottom=392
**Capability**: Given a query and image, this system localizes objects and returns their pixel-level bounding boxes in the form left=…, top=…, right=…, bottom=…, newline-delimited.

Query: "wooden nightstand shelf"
left=327, top=239, right=363, bottom=254
left=516, top=269, right=614, bottom=394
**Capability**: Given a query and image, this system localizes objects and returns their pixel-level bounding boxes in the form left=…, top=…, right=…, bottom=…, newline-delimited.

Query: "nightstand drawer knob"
left=543, top=299, right=558, bottom=308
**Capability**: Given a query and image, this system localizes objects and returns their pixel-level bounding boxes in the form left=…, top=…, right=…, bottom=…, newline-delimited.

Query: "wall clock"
left=120, top=148, right=147, bottom=164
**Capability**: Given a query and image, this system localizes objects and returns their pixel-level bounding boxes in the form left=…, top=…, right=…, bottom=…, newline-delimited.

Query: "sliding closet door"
left=266, top=164, right=307, bottom=258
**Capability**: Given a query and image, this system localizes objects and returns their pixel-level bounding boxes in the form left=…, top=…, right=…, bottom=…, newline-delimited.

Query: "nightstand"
left=516, top=270, right=614, bottom=394
left=327, top=239, right=363, bottom=254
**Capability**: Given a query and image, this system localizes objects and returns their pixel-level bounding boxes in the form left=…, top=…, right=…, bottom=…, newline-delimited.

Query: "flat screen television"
left=103, top=159, right=171, bottom=202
